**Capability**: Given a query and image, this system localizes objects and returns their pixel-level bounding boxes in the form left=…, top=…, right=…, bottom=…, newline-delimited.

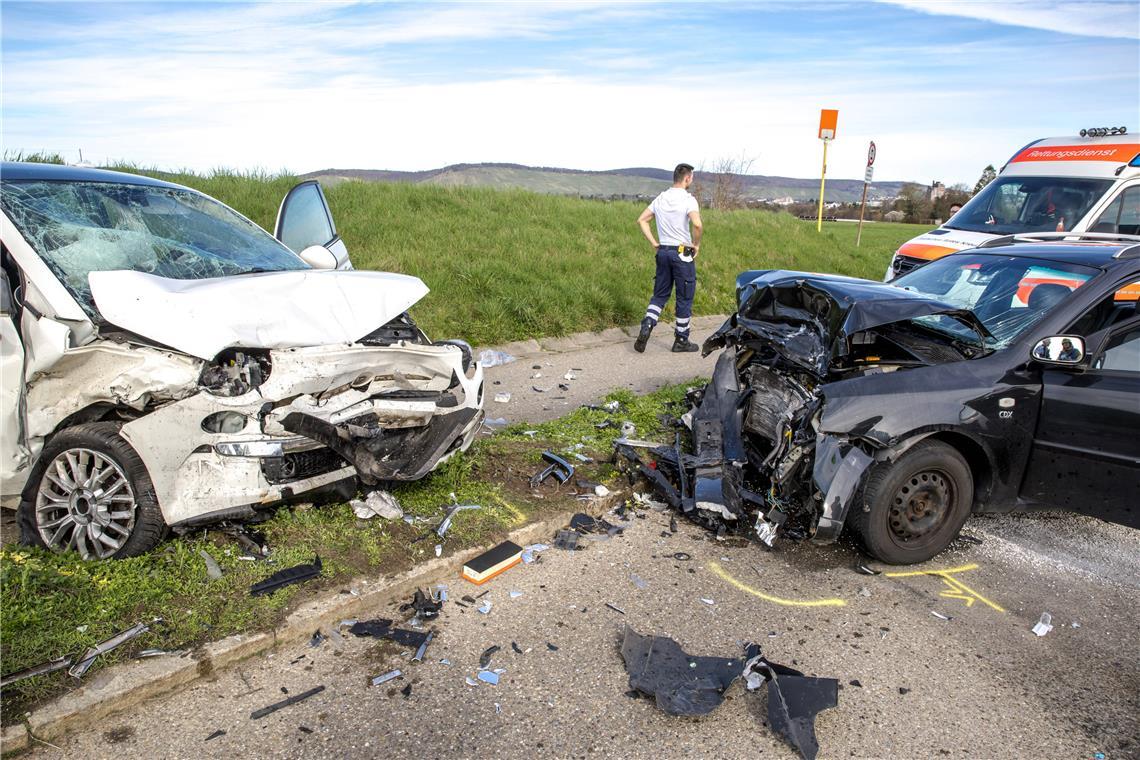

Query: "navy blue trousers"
left=644, top=245, right=696, bottom=337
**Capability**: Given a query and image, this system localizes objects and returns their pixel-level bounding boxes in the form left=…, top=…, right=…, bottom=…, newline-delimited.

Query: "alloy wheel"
left=35, top=447, right=138, bottom=560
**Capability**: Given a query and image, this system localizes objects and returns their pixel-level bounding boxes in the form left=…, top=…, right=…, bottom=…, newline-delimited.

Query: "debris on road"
left=370, top=670, right=402, bottom=687
left=350, top=490, right=403, bottom=520
left=477, top=600, right=493, bottom=615
left=521, top=543, right=549, bottom=563
left=672, top=552, right=692, bottom=561
left=478, top=349, right=515, bottom=368
left=402, top=588, right=444, bottom=620
left=483, top=417, right=509, bottom=430
left=512, top=642, right=523, bottom=654
left=855, top=563, right=881, bottom=576
left=347, top=619, right=430, bottom=649
left=480, top=645, right=501, bottom=668
left=205, top=729, right=226, bottom=742
left=1033, top=613, right=1053, bottom=637
left=435, top=500, right=481, bottom=538
left=199, top=550, right=223, bottom=580
left=743, top=651, right=839, bottom=760
left=401, top=683, right=412, bottom=699
left=494, top=392, right=512, bottom=403
left=530, top=451, right=575, bottom=488
left=553, top=529, right=580, bottom=550
left=477, top=670, right=500, bottom=685
left=930, top=611, right=952, bottom=621
left=249, top=556, right=322, bottom=597
left=413, top=631, right=434, bottom=662
left=606, top=602, right=626, bottom=615
left=69, top=621, right=152, bottom=678
left=462, top=541, right=524, bottom=585
left=620, top=627, right=744, bottom=716
left=250, top=685, right=325, bottom=719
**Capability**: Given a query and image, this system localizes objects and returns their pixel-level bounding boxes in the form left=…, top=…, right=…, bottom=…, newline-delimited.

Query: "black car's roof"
left=962, top=241, right=1140, bottom=269
left=0, top=161, right=186, bottom=191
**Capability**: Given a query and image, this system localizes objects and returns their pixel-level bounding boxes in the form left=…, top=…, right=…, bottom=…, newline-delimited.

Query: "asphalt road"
left=30, top=507, right=1140, bottom=758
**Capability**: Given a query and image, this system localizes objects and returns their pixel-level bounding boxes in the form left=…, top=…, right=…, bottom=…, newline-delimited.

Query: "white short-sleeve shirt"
left=649, top=187, right=699, bottom=246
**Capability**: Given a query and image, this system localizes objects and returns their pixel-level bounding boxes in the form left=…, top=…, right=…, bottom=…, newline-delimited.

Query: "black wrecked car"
left=618, top=234, right=1140, bottom=564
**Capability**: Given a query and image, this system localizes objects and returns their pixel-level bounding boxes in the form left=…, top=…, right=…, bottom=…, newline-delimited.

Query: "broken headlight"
left=201, top=411, right=248, bottom=434
left=199, top=348, right=271, bottom=397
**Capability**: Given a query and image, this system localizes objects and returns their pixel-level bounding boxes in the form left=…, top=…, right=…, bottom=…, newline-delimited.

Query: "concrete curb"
left=16, top=509, right=582, bottom=748
left=481, top=315, right=727, bottom=359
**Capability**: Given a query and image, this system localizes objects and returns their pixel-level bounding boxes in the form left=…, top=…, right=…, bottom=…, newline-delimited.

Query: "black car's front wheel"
left=850, top=440, right=973, bottom=565
left=19, top=422, right=165, bottom=560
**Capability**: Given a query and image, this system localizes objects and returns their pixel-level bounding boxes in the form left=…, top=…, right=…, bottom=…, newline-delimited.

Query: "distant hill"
left=300, top=162, right=910, bottom=204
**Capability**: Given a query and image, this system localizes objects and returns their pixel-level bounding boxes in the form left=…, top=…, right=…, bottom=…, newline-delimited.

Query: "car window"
left=1068, top=279, right=1140, bottom=336
left=892, top=253, right=1099, bottom=347
left=0, top=180, right=308, bottom=318
left=276, top=183, right=336, bottom=253
left=1090, top=186, right=1140, bottom=235
left=1093, top=325, right=1140, bottom=372
left=945, top=176, right=1114, bottom=235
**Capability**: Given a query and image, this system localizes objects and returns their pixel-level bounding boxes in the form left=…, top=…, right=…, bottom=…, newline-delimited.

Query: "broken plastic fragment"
left=630, top=573, right=648, bottom=590
left=620, top=421, right=637, bottom=437
left=1, top=656, right=74, bottom=687
left=205, top=729, right=226, bottom=742
left=401, top=683, right=412, bottom=699
left=249, top=556, right=322, bottom=597
left=606, top=603, right=626, bottom=615
left=435, top=544, right=443, bottom=557
left=480, top=645, right=501, bottom=668
left=370, top=670, right=402, bottom=687
left=435, top=501, right=481, bottom=539
left=604, top=400, right=620, bottom=412
left=1033, top=613, right=1053, bottom=637
left=199, top=550, right=223, bottom=580
left=465, top=676, right=479, bottom=687
left=553, top=530, right=580, bottom=550
left=483, top=417, right=509, bottom=430
left=743, top=655, right=839, bottom=760
left=930, top=611, right=951, bottom=621
left=620, top=627, right=744, bottom=716
left=477, top=670, right=500, bottom=685
left=478, top=600, right=493, bottom=615
left=509, top=590, right=523, bottom=599
left=309, top=630, right=327, bottom=648
left=855, top=563, right=881, bottom=576
left=521, top=543, right=550, bottom=563
left=478, top=350, right=516, bottom=368
left=250, top=685, right=325, bottom=719
left=701, top=598, right=715, bottom=606
left=350, top=490, right=403, bottom=520
left=493, top=392, right=511, bottom=403
left=413, top=630, right=434, bottom=662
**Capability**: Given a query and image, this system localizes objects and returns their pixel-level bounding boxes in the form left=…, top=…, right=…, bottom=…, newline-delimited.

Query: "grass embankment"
left=132, top=168, right=925, bottom=345
left=0, top=384, right=693, bottom=720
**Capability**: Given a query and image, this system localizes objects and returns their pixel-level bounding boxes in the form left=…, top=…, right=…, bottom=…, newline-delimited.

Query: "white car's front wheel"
left=19, top=422, right=165, bottom=560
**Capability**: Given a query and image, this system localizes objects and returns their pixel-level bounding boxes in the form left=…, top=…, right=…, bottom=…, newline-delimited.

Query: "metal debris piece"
left=436, top=501, right=481, bottom=538
left=350, top=490, right=403, bottom=520
left=250, top=685, right=325, bottom=719
left=620, top=627, right=744, bottom=716
left=199, top=550, right=223, bottom=580
left=480, top=645, right=501, bottom=668
left=69, top=621, right=152, bottom=678
left=1, top=656, right=74, bottom=687
left=930, top=611, right=951, bottom=621
left=672, top=552, right=692, bottom=561
left=205, top=729, right=226, bottom=742
left=606, top=603, right=626, bottom=615
left=1033, top=612, right=1053, bottom=637
left=477, top=670, right=500, bottom=685
left=855, top=563, right=881, bottom=576
left=135, top=649, right=187, bottom=659
left=530, top=451, right=575, bottom=488
left=249, top=556, right=322, bottom=597
left=370, top=670, right=403, bottom=687
left=413, top=631, right=434, bottom=663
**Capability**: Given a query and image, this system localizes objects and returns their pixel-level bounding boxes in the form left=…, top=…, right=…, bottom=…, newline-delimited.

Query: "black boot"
left=634, top=318, right=654, bottom=353
left=672, top=335, right=699, bottom=353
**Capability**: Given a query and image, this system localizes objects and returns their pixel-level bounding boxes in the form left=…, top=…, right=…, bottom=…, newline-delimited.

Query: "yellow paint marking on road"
left=884, top=564, right=1005, bottom=612
left=709, top=562, right=847, bottom=607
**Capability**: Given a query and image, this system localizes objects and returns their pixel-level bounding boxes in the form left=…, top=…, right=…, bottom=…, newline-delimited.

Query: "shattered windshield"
left=945, top=176, right=1112, bottom=235
left=0, top=180, right=308, bottom=317
left=892, top=253, right=1098, bottom=347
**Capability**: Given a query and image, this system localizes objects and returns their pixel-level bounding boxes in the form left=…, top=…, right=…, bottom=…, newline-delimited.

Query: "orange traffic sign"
left=818, top=109, right=838, bottom=140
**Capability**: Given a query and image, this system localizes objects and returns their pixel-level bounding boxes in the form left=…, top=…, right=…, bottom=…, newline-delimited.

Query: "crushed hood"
left=704, top=270, right=990, bottom=377
left=89, top=269, right=429, bottom=360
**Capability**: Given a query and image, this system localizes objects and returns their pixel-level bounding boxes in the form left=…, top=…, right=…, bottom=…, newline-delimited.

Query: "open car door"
left=1, top=266, right=28, bottom=500
left=274, top=180, right=352, bottom=269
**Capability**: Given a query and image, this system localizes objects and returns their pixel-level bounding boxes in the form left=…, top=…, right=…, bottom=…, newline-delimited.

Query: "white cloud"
left=877, top=0, right=1140, bottom=40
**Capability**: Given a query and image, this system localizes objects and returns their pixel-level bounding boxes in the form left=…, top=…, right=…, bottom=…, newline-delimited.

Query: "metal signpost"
left=816, top=109, right=838, bottom=232
left=856, top=140, right=875, bottom=247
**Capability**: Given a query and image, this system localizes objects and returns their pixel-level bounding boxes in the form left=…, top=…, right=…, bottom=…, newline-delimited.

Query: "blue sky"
left=2, top=1, right=1137, bottom=184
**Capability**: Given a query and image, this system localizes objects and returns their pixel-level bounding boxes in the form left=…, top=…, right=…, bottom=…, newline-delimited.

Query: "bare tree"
left=692, top=153, right=756, bottom=209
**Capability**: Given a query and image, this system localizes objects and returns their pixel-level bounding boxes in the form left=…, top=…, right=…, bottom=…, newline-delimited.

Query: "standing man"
left=634, top=163, right=703, bottom=353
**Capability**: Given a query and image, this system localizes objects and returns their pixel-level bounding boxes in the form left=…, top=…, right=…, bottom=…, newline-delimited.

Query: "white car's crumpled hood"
left=89, top=269, right=429, bottom=360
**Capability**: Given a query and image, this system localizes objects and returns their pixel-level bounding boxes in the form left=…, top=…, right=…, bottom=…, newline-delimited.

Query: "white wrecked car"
left=0, top=163, right=484, bottom=559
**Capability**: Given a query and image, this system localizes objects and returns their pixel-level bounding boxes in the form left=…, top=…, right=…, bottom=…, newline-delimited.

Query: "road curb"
left=18, top=509, right=581, bottom=747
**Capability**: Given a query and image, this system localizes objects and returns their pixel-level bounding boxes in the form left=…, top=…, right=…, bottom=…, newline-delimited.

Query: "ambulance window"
left=1090, top=187, right=1140, bottom=235
left=947, top=177, right=1113, bottom=234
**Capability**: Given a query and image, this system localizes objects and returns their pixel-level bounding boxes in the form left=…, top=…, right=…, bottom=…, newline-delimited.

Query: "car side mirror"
left=298, top=245, right=338, bottom=270
left=1030, top=335, right=1085, bottom=365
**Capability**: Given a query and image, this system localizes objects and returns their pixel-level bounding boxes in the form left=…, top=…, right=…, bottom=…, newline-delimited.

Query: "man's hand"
left=692, top=245, right=700, bottom=259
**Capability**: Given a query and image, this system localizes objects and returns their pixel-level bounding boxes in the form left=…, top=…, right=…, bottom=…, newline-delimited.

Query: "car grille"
left=891, top=255, right=927, bottom=277
left=261, top=449, right=349, bottom=485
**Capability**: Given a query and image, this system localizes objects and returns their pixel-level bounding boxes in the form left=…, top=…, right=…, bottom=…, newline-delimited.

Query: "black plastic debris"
left=854, top=563, right=881, bottom=576
left=743, top=654, right=838, bottom=760
left=249, top=556, right=322, bottom=597
left=480, top=645, right=501, bottom=668
left=957, top=533, right=983, bottom=545
left=620, top=627, right=744, bottom=716
left=605, top=603, right=626, bottom=615
left=569, top=512, right=619, bottom=535
left=1, top=655, right=74, bottom=687
left=848, top=679, right=863, bottom=688
left=553, top=529, right=580, bottom=550
left=205, top=729, right=226, bottom=742
left=299, top=725, right=314, bottom=734
left=898, top=687, right=910, bottom=695
left=511, top=642, right=523, bottom=655
left=546, top=642, right=559, bottom=651
left=462, top=595, right=478, bottom=605
left=250, top=685, right=325, bottom=719
left=401, top=588, right=443, bottom=620
left=672, top=552, right=692, bottom=561
left=222, top=523, right=270, bottom=557
left=69, top=621, right=152, bottom=678
left=309, top=630, right=327, bottom=648
left=530, top=451, right=575, bottom=488
left=348, top=619, right=430, bottom=649
left=401, top=683, right=413, bottom=699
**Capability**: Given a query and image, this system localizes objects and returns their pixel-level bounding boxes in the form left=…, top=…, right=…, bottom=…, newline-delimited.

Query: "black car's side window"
left=1067, top=279, right=1140, bottom=336
left=1093, top=325, right=1140, bottom=373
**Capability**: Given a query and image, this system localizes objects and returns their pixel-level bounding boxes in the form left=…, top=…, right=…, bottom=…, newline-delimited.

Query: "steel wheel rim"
left=887, top=469, right=954, bottom=545
left=35, top=447, right=137, bottom=560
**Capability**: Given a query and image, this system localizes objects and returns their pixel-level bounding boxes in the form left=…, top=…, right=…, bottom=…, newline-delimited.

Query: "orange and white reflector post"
left=816, top=109, right=838, bottom=232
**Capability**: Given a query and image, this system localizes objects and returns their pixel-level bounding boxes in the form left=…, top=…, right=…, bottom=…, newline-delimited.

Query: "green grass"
left=0, top=383, right=697, bottom=719
left=109, top=167, right=923, bottom=345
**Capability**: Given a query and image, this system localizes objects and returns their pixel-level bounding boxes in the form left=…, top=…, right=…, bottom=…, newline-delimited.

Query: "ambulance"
left=885, top=129, right=1140, bottom=281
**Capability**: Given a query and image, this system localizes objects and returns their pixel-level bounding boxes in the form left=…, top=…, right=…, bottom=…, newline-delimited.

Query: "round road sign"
left=867, top=141, right=876, bottom=166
